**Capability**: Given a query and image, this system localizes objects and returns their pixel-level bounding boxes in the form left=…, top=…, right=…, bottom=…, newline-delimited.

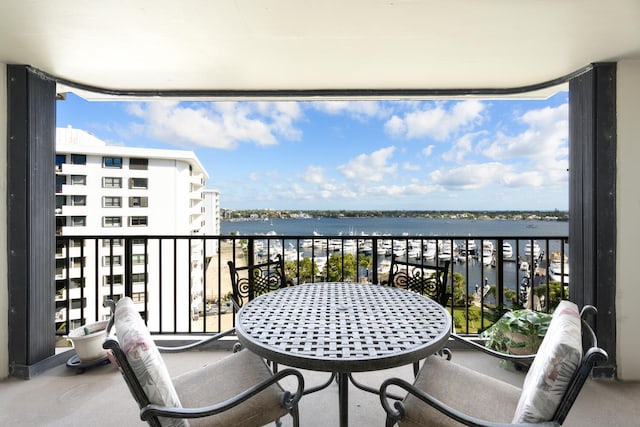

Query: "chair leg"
left=290, top=405, right=300, bottom=427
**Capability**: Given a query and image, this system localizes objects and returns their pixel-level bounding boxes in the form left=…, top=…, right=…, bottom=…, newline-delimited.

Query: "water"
left=221, top=216, right=568, bottom=237
left=221, top=216, right=569, bottom=303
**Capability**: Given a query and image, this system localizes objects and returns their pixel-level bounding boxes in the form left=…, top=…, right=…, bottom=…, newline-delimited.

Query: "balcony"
left=53, top=234, right=569, bottom=338
left=0, top=345, right=636, bottom=426
left=0, top=232, right=625, bottom=424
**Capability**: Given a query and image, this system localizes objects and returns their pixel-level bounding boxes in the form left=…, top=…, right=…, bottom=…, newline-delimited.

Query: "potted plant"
left=67, top=320, right=109, bottom=362
left=480, top=309, right=552, bottom=355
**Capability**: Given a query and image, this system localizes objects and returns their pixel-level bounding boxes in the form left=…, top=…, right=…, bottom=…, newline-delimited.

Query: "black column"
left=569, top=62, right=616, bottom=378
left=7, top=65, right=57, bottom=378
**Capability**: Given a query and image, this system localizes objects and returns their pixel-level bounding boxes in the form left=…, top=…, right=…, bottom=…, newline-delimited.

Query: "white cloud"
left=402, top=162, right=421, bottom=171
left=303, top=166, right=325, bottom=184
left=483, top=103, right=568, bottom=163
left=311, top=101, right=388, bottom=120
left=337, top=146, right=397, bottom=183
left=384, top=100, right=485, bottom=141
left=442, top=133, right=479, bottom=163
left=125, top=101, right=304, bottom=149
left=429, top=162, right=506, bottom=190
left=422, top=144, right=435, bottom=157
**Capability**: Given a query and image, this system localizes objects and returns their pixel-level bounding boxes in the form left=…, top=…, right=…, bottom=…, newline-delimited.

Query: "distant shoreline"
left=222, top=209, right=569, bottom=222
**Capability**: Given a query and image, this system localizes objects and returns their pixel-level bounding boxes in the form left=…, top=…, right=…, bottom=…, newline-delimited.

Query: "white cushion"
left=512, top=300, right=582, bottom=423
left=115, top=297, right=187, bottom=427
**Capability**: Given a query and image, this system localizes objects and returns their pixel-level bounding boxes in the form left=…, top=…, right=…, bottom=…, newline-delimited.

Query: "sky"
left=56, top=91, right=569, bottom=211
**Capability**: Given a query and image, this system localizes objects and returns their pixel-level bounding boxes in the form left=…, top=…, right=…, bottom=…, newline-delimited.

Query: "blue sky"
left=56, top=91, right=569, bottom=211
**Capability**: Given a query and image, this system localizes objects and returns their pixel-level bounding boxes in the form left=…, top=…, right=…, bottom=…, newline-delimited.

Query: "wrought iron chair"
left=103, top=297, right=304, bottom=427
left=227, top=254, right=287, bottom=311
left=380, top=301, right=608, bottom=427
left=385, top=255, right=451, bottom=307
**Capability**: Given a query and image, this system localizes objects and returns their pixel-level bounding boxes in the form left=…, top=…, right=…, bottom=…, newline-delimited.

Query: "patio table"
left=235, top=281, right=451, bottom=426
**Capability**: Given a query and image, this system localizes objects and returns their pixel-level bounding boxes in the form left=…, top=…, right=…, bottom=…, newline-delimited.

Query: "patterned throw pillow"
left=512, top=300, right=582, bottom=423
left=115, top=297, right=187, bottom=427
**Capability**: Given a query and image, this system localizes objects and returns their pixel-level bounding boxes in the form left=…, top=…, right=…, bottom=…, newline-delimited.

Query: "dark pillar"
left=7, top=65, right=57, bottom=378
left=569, top=62, right=616, bottom=378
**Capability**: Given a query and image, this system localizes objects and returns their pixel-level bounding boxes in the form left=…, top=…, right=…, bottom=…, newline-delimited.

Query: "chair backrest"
left=385, top=255, right=451, bottom=306
left=512, top=301, right=608, bottom=425
left=227, top=254, right=287, bottom=309
left=103, top=298, right=185, bottom=427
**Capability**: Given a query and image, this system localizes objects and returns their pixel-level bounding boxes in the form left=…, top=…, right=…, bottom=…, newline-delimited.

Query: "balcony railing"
left=54, top=234, right=568, bottom=338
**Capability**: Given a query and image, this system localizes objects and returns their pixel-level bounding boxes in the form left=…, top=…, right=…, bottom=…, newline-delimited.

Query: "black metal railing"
left=55, top=234, right=568, bottom=337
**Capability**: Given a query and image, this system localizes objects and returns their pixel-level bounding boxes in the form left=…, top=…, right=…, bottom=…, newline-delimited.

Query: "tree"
left=284, top=258, right=317, bottom=284
left=325, top=253, right=358, bottom=281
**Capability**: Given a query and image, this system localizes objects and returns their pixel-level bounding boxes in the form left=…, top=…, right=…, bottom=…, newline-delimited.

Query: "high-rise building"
left=54, top=126, right=214, bottom=331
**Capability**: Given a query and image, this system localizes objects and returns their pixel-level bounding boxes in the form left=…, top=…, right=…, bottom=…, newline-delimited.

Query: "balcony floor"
left=1, top=346, right=638, bottom=426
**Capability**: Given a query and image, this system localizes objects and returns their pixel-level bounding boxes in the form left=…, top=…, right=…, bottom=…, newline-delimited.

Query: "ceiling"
left=1, top=0, right=640, bottom=99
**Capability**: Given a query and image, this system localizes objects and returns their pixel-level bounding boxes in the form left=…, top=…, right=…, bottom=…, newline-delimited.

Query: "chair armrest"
left=156, top=328, right=237, bottom=352
left=140, top=368, right=305, bottom=421
left=380, top=377, right=558, bottom=427
left=451, top=334, right=536, bottom=364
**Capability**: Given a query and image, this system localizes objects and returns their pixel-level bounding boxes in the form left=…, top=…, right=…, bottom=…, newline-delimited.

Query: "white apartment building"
left=202, top=189, right=221, bottom=256
left=55, top=126, right=215, bottom=332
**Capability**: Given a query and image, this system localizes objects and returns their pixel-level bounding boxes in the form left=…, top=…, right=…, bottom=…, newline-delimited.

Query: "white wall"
left=0, top=64, right=8, bottom=379
left=616, top=59, right=640, bottom=381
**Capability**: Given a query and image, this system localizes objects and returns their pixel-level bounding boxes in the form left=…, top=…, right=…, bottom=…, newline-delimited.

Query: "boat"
left=523, top=241, right=541, bottom=259
left=502, top=242, right=513, bottom=259
left=458, top=239, right=477, bottom=257
left=423, top=240, right=437, bottom=260
left=548, top=252, right=570, bottom=284
left=482, top=241, right=494, bottom=265
left=438, top=240, right=453, bottom=261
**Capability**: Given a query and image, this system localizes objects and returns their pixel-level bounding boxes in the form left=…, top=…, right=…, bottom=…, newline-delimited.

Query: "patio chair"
left=380, top=301, right=608, bottom=426
left=227, top=254, right=287, bottom=310
left=103, top=297, right=304, bottom=427
left=385, top=255, right=451, bottom=307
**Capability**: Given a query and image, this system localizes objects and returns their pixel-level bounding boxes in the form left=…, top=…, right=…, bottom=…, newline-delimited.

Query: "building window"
left=103, top=255, right=122, bottom=266
left=129, top=158, right=148, bottom=170
left=129, top=216, right=148, bottom=227
left=72, top=195, right=86, bottom=206
left=103, top=275, right=123, bottom=286
left=103, top=157, right=122, bottom=168
left=69, top=238, right=84, bottom=248
left=132, top=273, right=147, bottom=284
left=55, top=154, right=65, bottom=170
left=129, top=196, right=148, bottom=207
left=71, top=216, right=86, bottom=227
left=70, top=278, right=84, bottom=289
left=132, top=238, right=146, bottom=246
left=70, top=175, right=86, bottom=185
left=129, top=177, right=148, bottom=189
left=102, top=238, right=122, bottom=247
left=132, top=254, right=146, bottom=265
left=56, top=195, right=65, bottom=209
left=103, top=196, right=121, bottom=208
left=71, top=154, right=86, bottom=165
left=103, top=216, right=122, bottom=227
left=102, top=177, right=122, bottom=188
left=70, top=257, right=85, bottom=268
left=56, top=175, right=66, bottom=193
left=131, top=292, right=147, bottom=303
left=103, top=294, right=123, bottom=305
left=71, top=298, right=87, bottom=310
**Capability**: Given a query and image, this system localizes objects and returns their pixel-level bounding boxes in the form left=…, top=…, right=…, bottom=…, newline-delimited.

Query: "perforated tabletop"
left=236, top=282, right=451, bottom=372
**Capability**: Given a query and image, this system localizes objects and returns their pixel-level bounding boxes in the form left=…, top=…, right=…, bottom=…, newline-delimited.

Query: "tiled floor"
left=1, top=347, right=638, bottom=426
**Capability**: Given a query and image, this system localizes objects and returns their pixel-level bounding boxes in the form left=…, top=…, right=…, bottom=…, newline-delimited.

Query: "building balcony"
left=0, top=345, right=636, bottom=426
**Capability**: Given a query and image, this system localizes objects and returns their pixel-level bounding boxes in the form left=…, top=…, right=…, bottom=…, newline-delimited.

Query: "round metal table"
left=235, top=282, right=451, bottom=426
